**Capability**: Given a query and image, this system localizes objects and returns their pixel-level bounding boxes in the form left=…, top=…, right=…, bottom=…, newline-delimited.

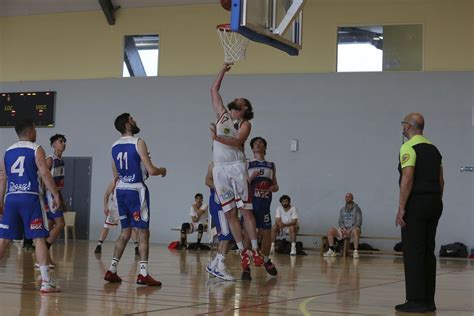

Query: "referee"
left=396, top=113, right=444, bottom=313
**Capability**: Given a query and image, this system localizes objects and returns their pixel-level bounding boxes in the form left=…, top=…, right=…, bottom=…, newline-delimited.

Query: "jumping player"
left=209, top=62, right=264, bottom=271
left=0, top=119, right=61, bottom=292
left=104, top=113, right=166, bottom=286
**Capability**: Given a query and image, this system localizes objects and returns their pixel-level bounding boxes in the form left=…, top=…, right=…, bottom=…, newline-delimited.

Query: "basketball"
left=220, top=0, right=232, bottom=11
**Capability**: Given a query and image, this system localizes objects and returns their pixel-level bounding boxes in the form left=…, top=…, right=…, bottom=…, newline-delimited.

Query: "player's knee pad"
left=181, top=223, right=191, bottom=233
left=198, top=224, right=204, bottom=234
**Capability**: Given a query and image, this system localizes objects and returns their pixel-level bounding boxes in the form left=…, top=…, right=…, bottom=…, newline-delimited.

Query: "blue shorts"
left=47, top=210, right=64, bottom=221
left=0, top=194, right=49, bottom=240
left=116, top=185, right=150, bottom=229
left=42, top=190, right=64, bottom=221
left=252, top=208, right=272, bottom=230
left=209, top=196, right=233, bottom=241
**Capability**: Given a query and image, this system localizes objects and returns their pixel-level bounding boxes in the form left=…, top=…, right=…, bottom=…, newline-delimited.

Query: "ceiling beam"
left=98, top=0, right=120, bottom=25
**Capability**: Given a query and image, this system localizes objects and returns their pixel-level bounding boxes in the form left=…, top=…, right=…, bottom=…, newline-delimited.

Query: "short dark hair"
left=195, top=193, right=203, bottom=199
left=14, top=119, right=35, bottom=137
left=250, top=136, right=267, bottom=150
left=114, top=113, right=131, bottom=134
left=279, top=195, right=291, bottom=203
left=50, top=134, right=66, bottom=146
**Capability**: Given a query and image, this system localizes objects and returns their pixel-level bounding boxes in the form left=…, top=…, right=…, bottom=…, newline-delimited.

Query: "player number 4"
left=11, top=156, right=26, bottom=177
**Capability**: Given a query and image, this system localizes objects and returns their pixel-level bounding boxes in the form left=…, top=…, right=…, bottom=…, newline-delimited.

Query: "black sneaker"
left=241, top=268, right=252, bottom=281
left=395, top=301, right=428, bottom=313
left=264, top=259, right=278, bottom=276
left=94, top=245, right=102, bottom=254
left=135, top=246, right=140, bottom=256
left=24, top=244, right=35, bottom=251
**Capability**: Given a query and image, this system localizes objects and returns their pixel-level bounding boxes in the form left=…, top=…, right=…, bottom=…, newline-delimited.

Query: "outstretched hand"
left=223, top=62, right=233, bottom=72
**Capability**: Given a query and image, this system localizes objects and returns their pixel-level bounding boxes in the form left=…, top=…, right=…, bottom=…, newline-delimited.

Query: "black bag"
left=439, top=242, right=468, bottom=258
left=187, top=242, right=211, bottom=251
left=275, top=239, right=307, bottom=255
left=394, top=242, right=403, bottom=252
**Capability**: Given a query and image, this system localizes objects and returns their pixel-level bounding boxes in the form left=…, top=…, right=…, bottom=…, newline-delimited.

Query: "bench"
left=297, top=233, right=401, bottom=257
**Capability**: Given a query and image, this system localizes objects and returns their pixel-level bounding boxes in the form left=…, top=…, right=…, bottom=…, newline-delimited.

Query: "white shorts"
left=213, top=162, right=252, bottom=212
left=104, top=207, right=120, bottom=229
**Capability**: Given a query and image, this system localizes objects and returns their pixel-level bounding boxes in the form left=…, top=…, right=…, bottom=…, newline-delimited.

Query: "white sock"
left=109, top=258, right=119, bottom=273
left=236, top=241, right=244, bottom=251
left=291, top=242, right=296, bottom=248
left=271, top=242, right=275, bottom=248
left=139, top=261, right=148, bottom=276
left=216, top=253, right=225, bottom=262
left=39, top=265, right=50, bottom=282
left=264, top=256, right=270, bottom=263
left=251, top=239, right=258, bottom=250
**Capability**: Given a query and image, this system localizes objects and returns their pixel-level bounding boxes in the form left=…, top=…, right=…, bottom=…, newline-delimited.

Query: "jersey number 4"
left=116, top=152, right=128, bottom=170
left=11, top=156, right=26, bottom=177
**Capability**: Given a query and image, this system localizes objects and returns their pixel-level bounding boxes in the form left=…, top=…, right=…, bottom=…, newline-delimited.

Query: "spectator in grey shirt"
left=324, top=193, right=363, bottom=259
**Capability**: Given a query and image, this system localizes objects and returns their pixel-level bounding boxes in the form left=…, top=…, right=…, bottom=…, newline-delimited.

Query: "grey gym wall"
left=0, top=72, right=472, bottom=250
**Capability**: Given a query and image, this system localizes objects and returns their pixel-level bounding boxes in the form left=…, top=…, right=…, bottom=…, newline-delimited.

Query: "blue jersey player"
left=0, top=119, right=61, bottom=293
left=205, top=162, right=235, bottom=281
left=246, top=137, right=279, bottom=279
left=104, top=113, right=167, bottom=287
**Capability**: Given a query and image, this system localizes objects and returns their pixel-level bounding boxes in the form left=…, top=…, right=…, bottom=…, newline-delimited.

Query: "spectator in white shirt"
left=271, top=195, right=299, bottom=255
left=180, top=193, right=208, bottom=248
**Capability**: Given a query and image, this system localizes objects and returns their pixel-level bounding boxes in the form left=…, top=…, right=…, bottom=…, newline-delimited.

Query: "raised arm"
left=211, top=63, right=232, bottom=118
left=137, top=139, right=166, bottom=177
left=210, top=120, right=251, bottom=148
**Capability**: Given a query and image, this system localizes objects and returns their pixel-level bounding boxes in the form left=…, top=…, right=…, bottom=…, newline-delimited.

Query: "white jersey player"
left=209, top=62, right=264, bottom=272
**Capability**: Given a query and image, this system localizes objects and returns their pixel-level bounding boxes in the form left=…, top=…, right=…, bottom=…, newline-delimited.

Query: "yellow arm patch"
left=400, top=145, right=416, bottom=168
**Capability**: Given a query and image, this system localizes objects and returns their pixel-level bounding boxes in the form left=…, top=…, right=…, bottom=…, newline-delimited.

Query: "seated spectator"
left=324, top=193, right=363, bottom=259
left=180, top=193, right=208, bottom=249
left=270, top=195, right=299, bottom=256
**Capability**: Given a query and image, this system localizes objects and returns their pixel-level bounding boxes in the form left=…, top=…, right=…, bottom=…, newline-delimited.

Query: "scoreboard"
left=0, top=92, right=56, bottom=127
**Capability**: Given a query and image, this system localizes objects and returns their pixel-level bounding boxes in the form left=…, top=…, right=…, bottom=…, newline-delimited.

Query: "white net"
left=216, top=24, right=249, bottom=63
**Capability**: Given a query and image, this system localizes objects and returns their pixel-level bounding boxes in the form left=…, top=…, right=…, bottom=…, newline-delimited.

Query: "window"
left=123, top=35, right=159, bottom=77
left=337, top=25, right=423, bottom=72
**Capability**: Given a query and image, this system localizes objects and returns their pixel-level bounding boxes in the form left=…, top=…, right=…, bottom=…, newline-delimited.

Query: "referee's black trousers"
left=401, top=194, right=443, bottom=304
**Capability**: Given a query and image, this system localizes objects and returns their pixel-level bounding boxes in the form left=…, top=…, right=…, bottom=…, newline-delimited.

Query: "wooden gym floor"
left=0, top=241, right=472, bottom=315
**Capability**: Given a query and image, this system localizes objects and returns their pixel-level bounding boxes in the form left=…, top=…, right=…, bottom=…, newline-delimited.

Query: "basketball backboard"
left=230, top=0, right=305, bottom=56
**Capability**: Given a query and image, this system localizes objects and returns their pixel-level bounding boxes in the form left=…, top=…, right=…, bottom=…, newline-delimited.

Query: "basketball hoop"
left=216, top=24, right=249, bottom=63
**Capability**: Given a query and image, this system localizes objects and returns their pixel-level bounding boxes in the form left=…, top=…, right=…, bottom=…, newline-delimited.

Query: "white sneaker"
left=40, top=279, right=60, bottom=293
left=323, top=248, right=336, bottom=257
left=213, top=262, right=235, bottom=281
left=353, top=250, right=359, bottom=259
left=206, top=259, right=218, bottom=277
left=290, top=247, right=297, bottom=256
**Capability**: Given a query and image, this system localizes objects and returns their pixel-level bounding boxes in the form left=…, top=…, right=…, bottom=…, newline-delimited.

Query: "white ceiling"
left=0, top=0, right=217, bottom=17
